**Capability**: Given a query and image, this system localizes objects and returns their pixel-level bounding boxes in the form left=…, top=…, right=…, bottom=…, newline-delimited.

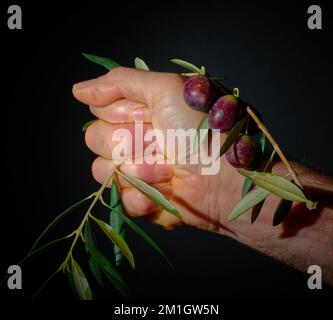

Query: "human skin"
left=73, top=67, right=333, bottom=285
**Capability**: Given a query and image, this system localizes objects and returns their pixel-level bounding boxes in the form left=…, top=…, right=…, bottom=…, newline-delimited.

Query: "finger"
left=92, top=156, right=172, bottom=188
left=73, top=67, right=183, bottom=108
left=91, top=156, right=182, bottom=229
left=85, top=120, right=155, bottom=159
left=73, top=76, right=123, bottom=108
left=120, top=183, right=172, bottom=217
left=89, top=99, right=151, bottom=124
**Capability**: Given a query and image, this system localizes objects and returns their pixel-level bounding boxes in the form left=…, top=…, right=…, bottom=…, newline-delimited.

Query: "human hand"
left=73, top=67, right=243, bottom=234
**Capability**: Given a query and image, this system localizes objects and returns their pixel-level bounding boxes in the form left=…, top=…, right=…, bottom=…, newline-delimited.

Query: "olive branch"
left=172, top=58, right=316, bottom=224
left=1, top=55, right=317, bottom=300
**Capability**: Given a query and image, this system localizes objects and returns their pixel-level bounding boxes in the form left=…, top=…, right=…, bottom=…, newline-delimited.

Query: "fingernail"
left=73, top=79, right=95, bottom=90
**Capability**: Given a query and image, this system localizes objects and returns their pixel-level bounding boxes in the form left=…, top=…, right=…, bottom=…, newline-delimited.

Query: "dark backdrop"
left=1, top=0, right=332, bottom=302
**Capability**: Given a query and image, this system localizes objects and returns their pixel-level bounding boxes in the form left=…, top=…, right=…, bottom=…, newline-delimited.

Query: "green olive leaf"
left=134, top=57, right=150, bottom=71
left=84, top=220, right=104, bottom=287
left=33, top=270, right=60, bottom=299
left=170, top=59, right=203, bottom=75
left=263, top=150, right=275, bottom=173
left=100, top=199, right=172, bottom=266
left=90, top=215, right=135, bottom=269
left=1, top=235, right=71, bottom=288
left=181, top=72, right=199, bottom=77
left=259, top=133, right=266, bottom=154
left=84, top=220, right=95, bottom=253
left=217, top=116, right=247, bottom=159
left=251, top=150, right=276, bottom=223
left=88, top=257, right=104, bottom=287
left=70, top=257, right=93, bottom=300
left=20, top=234, right=72, bottom=266
left=228, top=187, right=270, bottom=221
left=251, top=200, right=265, bottom=224
left=82, top=120, right=97, bottom=132
left=85, top=242, right=128, bottom=296
left=211, top=77, right=225, bottom=81
left=237, top=170, right=314, bottom=206
left=273, top=199, right=293, bottom=226
left=116, top=169, right=181, bottom=219
left=110, top=179, right=126, bottom=266
left=67, top=271, right=77, bottom=298
left=82, top=53, right=120, bottom=70
left=28, top=194, right=94, bottom=254
left=193, top=114, right=209, bottom=154
left=242, top=177, right=253, bottom=198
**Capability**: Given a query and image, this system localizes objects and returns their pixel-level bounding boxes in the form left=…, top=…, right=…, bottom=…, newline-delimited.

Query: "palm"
left=148, top=74, right=241, bottom=230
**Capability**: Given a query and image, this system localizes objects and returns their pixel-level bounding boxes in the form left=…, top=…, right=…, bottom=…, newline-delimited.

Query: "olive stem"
left=246, top=106, right=303, bottom=189
left=59, top=167, right=117, bottom=271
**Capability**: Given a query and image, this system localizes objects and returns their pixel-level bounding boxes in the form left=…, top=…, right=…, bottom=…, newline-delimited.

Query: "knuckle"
left=84, top=124, right=95, bottom=151
left=106, top=66, right=129, bottom=79
left=91, top=158, right=103, bottom=184
left=88, top=85, right=104, bottom=103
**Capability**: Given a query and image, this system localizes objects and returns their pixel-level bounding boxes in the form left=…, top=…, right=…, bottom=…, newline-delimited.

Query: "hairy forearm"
left=226, top=161, right=333, bottom=285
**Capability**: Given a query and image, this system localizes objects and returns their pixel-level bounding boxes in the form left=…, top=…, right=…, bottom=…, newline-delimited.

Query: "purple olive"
left=183, top=75, right=215, bottom=110
left=208, top=95, right=241, bottom=132
left=226, top=135, right=255, bottom=168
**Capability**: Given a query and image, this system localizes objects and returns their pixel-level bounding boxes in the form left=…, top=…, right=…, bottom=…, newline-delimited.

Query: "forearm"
left=226, top=161, right=333, bottom=284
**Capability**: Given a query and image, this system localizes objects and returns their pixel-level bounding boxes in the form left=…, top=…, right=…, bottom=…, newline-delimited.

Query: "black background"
left=1, top=0, right=333, bottom=304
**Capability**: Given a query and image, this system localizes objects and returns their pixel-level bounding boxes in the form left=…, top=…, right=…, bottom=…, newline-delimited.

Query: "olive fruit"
left=208, top=95, right=241, bottom=132
left=226, top=135, right=255, bottom=168
left=183, top=75, right=215, bottom=111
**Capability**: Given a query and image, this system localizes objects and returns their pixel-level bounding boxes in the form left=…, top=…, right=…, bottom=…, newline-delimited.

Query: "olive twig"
left=59, top=167, right=117, bottom=272
left=246, top=106, right=302, bottom=189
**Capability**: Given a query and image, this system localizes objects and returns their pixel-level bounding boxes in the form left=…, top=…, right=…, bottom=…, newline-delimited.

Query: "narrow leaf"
left=218, top=116, right=247, bottom=159
left=33, top=269, right=60, bottom=299
left=101, top=201, right=172, bottom=266
left=28, top=194, right=94, bottom=254
left=110, top=180, right=126, bottom=266
left=84, top=220, right=95, bottom=253
left=70, top=257, right=92, bottom=300
left=134, top=57, right=149, bottom=71
left=90, top=215, right=135, bottom=268
left=193, top=114, right=209, bottom=154
left=20, top=234, right=72, bottom=266
left=83, top=53, right=120, bottom=70
left=3, top=239, right=68, bottom=287
left=181, top=72, right=199, bottom=77
left=251, top=200, right=265, bottom=224
left=84, top=221, right=104, bottom=287
left=238, top=170, right=311, bottom=204
left=82, top=120, right=97, bottom=132
left=250, top=151, right=275, bottom=223
left=68, top=271, right=78, bottom=299
left=242, top=177, right=253, bottom=198
left=88, top=257, right=104, bottom=287
left=85, top=242, right=128, bottom=296
left=263, top=150, right=275, bottom=172
left=116, top=169, right=181, bottom=218
left=228, top=187, right=270, bottom=221
left=170, top=59, right=203, bottom=75
left=259, top=133, right=266, bottom=154
left=273, top=199, right=293, bottom=226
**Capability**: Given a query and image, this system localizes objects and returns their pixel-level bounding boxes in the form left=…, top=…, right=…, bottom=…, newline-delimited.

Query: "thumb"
left=72, top=67, right=183, bottom=108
